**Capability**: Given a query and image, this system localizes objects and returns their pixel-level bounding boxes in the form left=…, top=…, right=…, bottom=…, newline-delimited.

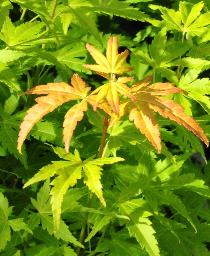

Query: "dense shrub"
left=0, top=1, right=210, bottom=255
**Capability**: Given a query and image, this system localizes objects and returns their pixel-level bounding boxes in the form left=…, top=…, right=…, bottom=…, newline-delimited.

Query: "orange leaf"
left=106, top=83, right=120, bottom=114
left=71, top=73, right=91, bottom=95
left=83, top=64, right=110, bottom=74
left=129, top=104, right=161, bottom=152
left=26, top=74, right=90, bottom=99
left=109, top=102, right=128, bottom=127
left=148, top=97, right=209, bottom=147
left=87, top=95, right=112, bottom=115
left=86, top=44, right=110, bottom=72
left=114, top=50, right=131, bottom=74
left=91, top=84, right=109, bottom=111
left=85, top=36, right=130, bottom=75
left=26, top=82, right=79, bottom=99
left=18, top=95, right=71, bottom=153
left=143, top=83, right=182, bottom=95
left=106, top=36, right=118, bottom=69
left=63, top=101, right=88, bottom=152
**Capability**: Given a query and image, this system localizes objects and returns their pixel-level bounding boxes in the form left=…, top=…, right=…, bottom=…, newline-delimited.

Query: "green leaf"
left=0, top=63, right=20, bottom=91
left=154, top=156, right=187, bottom=181
left=85, top=0, right=158, bottom=25
left=85, top=214, right=112, bottom=242
left=158, top=191, right=196, bottom=231
left=53, top=43, right=87, bottom=72
left=127, top=217, right=160, bottom=256
left=0, top=193, right=31, bottom=251
left=0, top=110, right=27, bottom=167
left=0, top=193, right=11, bottom=251
left=149, top=4, right=181, bottom=30
left=150, top=2, right=210, bottom=37
left=63, top=246, right=77, bottom=256
left=31, top=121, right=60, bottom=143
left=174, top=57, right=210, bottom=70
left=31, top=182, right=83, bottom=248
left=4, top=95, right=19, bottom=115
left=50, top=166, right=82, bottom=230
left=0, top=49, right=25, bottom=64
left=0, top=1, right=12, bottom=30
left=165, top=174, right=210, bottom=197
left=180, top=1, right=204, bottom=28
left=149, top=28, right=167, bottom=65
left=88, top=157, right=124, bottom=166
left=83, top=164, right=105, bottom=206
left=25, top=148, right=123, bottom=230
left=70, top=8, right=102, bottom=44
left=55, top=219, right=84, bottom=248
left=0, top=17, right=45, bottom=47
left=24, top=161, right=71, bottom=188
left=9, top=218, right=32, bottom=233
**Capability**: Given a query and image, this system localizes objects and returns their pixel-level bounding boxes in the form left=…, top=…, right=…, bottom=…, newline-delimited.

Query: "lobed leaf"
left=148, top=97, right=209, bottom=147
left=50, top=167, right=82, bottom=230
left=83, top=164, right=106, bottom=206
left=129, top=104, right=161, bottom=153
left=18, top=95, right=71, bottom=153
left=63, top=100, right=88, bottom=152
left=85, top=36, right=130, bottom=75
left=18, top=74, right=90, bottom=152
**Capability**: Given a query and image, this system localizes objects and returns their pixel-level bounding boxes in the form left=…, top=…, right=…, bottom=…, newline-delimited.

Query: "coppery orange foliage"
left=18, top=36, right=209, bottom=153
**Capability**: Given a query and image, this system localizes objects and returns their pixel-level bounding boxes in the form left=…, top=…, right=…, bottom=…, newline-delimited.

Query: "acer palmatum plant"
left=18, top=36, right=208, bottom=154
left=1, top=1, right=210, bottom=255
left=16, top=36, right=209, bottom=255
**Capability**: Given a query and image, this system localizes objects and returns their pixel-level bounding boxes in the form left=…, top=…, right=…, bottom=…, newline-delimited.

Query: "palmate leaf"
left=0, top=16, right=45, bottom=47
left=95, top=231, right=146, bottom=256
left=128, top=218, right=160, bottom=256
left=50, top=166, right=82, bottom=230
left=119, top=199, right=160, bottom=256
left=84, top=36, right=131, bottom=75
left=150, top=1, right=210, bottom=38
left=157, top=191, right=196, bottom=231
left=0, top=110, right=27, bottom=167
left=129, top=103, right=161, bottom=153
left=127, top=81, right=209, bottom=153
left=84, top=37, right=209, bottom=151
left=83, top=164, right=106, bottom=206
left=24, top=148, right=123, bottom=230
left=18, top=74, right=91, bottom=152
left=85, top=214, right=113, bottom=242
left=0, top=193, right=31, bottom=251
left=0, top=63, right=21, bottom=92
left=63, top=100, right=88, bottom=152
left=84, top=0, right=157, bottom=24
left=178, top=70, right=210, bottom=114
left=53, top=43, right=87, bottom=72
left=30, top=182, right=83, bottom=248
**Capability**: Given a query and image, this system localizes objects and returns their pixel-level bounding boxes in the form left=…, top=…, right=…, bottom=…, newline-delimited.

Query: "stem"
left=77, top=114, right=109, bottom=255
left=77, top=194, right=93, bottom=256
left=98, top=114, right=109, bottom=158
left=20, top=8, right=27, bottom=21
left=176, top=32, right=185, bottom=79
left=51, top=0, right=57, bottom=20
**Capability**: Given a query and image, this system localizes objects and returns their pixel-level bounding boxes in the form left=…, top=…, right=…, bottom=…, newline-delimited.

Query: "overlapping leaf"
left=18, top=74, right=91, bottom=152
left=24, top=147, right=124, bottom=230
left=0, top=193, right=31, bottom=251
left=150, top=1, right=210, bottom=38
left=127, top=81, right=209, bottom=153
left=84, top=36, right=131, bottom=75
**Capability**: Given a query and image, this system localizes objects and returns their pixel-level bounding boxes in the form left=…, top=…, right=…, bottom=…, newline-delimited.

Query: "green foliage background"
left=0, top=0, right=210, bottom=255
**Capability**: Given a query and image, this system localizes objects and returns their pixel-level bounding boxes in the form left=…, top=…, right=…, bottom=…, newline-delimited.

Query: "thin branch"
left=98, top=114, right=109, bottom=158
